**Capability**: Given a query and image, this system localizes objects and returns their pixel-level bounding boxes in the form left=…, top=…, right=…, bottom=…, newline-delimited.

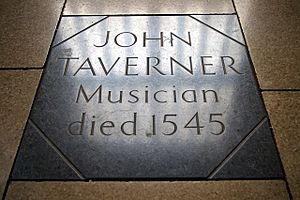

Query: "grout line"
left=284, top=179, right=294, bottom=200
left=52, top=16, right=109, bottom=48
left=268, top=120, right=294, bottom=200
left=263, top=108, right=295, bottom=200
left=207, top=117, right=267, bottom=179
left=261, top=89, right=300, bottom=92
left=1, top=1, right=68, bottom=199
left=28, top=119, right=85, bottom=180
left=231, top=1, right=295, bottom=199
left=0, top=68, right=43, bottom=71
left=1, top=180, right=10, bottom=200
left=230, top=0, right=262, bottom=93
left=62, top=13, right=237, bottom=17
left=9, top=177, right=286, bottom=182
left=40, top=0, right=68, bottom=69
left=189, top=15, right=245, bottom=46
left=0, top=0, right=68, bottom=71
left=0, top=69, right=47, bottom=200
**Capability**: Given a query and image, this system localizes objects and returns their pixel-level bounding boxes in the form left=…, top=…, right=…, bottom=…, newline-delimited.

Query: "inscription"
left=75, top=85, right=219, bottom=104
left=93, top=31, right=192, bottom=47
left=68, top=112, right=225, bottom=136
left=60, top=55, right=243, bottom=76
left=54, top=29, right=245, bottom=141
left=57, top=32, right=242, bottom=138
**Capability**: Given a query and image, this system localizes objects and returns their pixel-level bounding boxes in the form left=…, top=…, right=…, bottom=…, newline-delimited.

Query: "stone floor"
left=0, top=0, right=299, bottom=199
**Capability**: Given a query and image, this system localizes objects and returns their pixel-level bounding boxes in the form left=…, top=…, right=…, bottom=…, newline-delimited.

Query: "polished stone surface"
left=64, top=0, right=234, bottom=15
left=263, top=92, right=300, bottom=199
left=11, top=15, right=282, bottom=179
left=0, top=70, right=41, bottom=196
left=12, top=122, right=80, bottom=180
left=235, top=0, right=300, bottom=89
left=0, top=0, right=64, bottom=68
left=6, top=181, right=289, bottom=200
left=212, top=120, right=283, bottom=179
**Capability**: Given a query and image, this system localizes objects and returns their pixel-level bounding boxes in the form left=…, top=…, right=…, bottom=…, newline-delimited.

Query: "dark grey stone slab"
left=12, top=15, right=283, bottom=180
left=11, top=122, right=81, bottom=180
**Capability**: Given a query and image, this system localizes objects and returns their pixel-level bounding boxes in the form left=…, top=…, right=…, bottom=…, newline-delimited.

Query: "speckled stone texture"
left=0, top=0, right=64, bottom=68
left=6, top=181, right=289, bottom=200
left=235, top=0, right=300, bottom=89
left=0, top=70, right=42, bottom=196
left=64, top=0, right=234, bottom=15
left=263, top=92, right=300, bottom=199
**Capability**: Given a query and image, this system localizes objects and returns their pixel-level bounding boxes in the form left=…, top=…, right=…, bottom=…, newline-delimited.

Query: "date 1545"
left=68, top=112, right=225, bottom=136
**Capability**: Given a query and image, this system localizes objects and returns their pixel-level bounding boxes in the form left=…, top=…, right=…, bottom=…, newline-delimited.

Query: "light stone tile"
left=235, top=0, right=300, bottom=89
left=0, top=70, right=42, bottom=197
left=6, top=181, right=289, bottom=200
left=0, top=0, right=64, bottom=68
left=64, top=0, right=234, bottom=15
left=250, top=47, right=300, bottom=89
left=263, top=92, right=300, bottom=199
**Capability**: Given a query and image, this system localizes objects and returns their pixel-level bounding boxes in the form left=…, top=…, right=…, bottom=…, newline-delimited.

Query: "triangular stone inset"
left=53, top=16, right=108, bottom=46
left=191, top=15, right=245, bottom=45
left=11, top=122, right=81, bottom=180
left=210, top=120, right=283, bottom=179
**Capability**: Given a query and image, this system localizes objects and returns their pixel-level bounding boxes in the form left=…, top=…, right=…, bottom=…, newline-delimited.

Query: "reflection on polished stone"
left=64, top=0, right=234, bottom=15
left=12, top=15, right=283, bottom=179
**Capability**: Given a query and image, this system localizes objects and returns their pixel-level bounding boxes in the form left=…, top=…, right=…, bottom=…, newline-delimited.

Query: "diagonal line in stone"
left=52, top=16, right=109, bottom=48
left=28, top=119, right=85, bottom=180
left=189, top=15, right=245, bottom=46
left=207, top=117, right=268, bottom=179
